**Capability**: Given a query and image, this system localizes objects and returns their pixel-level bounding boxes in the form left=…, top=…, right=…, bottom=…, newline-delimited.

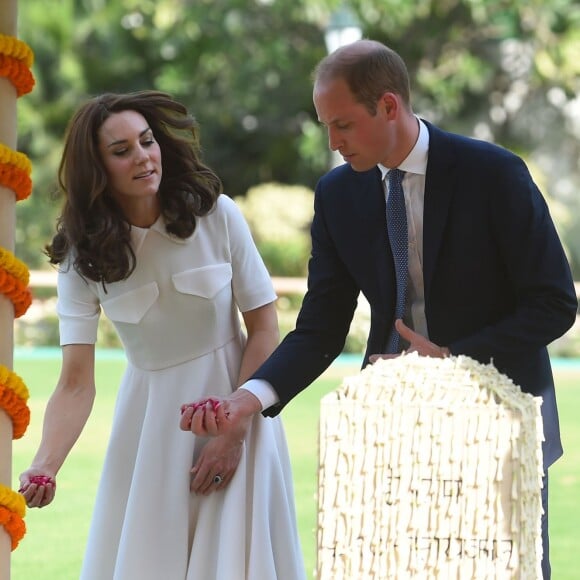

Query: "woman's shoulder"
left=211, top=193, right=246, bottom=222
left=196, top=194, right=250, bottom=240
left=215, top=193, right=238, bottom=211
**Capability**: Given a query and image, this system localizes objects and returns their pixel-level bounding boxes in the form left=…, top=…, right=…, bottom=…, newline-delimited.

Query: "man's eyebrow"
left=318, top=116, right=350, bottom=127
left=106, top=127, right=152, bottom=148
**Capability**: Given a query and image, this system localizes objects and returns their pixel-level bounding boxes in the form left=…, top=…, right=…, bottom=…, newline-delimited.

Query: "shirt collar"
left=378, top=116, right=429, bottom=180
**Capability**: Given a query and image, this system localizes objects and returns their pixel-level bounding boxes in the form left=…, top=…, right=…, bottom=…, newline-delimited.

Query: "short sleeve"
left=220, top=196, right=277, bottom=312
left=56, top=265, right=101, bottom=345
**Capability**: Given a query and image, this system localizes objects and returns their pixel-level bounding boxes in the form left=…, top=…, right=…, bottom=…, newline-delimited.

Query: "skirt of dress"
left=79, top=340, right=306, bottom=580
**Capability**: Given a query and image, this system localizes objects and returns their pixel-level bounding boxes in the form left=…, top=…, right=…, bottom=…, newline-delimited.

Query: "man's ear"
left=380, top=92, right=399, bottom=118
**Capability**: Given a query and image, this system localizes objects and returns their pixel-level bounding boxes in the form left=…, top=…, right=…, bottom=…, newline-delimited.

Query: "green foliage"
left=12, top=0, right=580, bottom=277
left=549, top=320, right=580, bottom=359
left=343, top=300, right=370, bottom=355
left=14, top=0, right=328, bottom=268
left=96, top=316, right=124, bottom=349
left=236, top=182, right=314, bottom=276
left=276, top=296, right=303, bottom=340
left=257, top=240, right=311, bottom=278
left=14, top=294, right=123, bottom=349
left=15, top=310, right=60, bottom=347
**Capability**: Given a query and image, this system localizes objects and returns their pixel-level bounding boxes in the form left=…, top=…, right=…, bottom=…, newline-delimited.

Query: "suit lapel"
left=422, top=123, right=457, bottom=301
left=335, top=166, right=394, bottom=311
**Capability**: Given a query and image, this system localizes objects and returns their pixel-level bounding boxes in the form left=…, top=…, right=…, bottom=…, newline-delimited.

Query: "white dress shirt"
left=378, top=117, right=429, bottom=341
left=243, top=118, right=431, bottom=410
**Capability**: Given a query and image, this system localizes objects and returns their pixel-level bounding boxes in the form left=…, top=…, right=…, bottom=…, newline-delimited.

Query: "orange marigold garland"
left=0, top=163, right=31, bottom=201
left=0, top=485, right=26, bottom=517
left=0, top=34, right=35, bottom=550
left=0, top=34, right=34, bottom=97
left=0, top=167, right=33, bottom=317
left=0, top=34, right=34, bottom=67
left=0, top=267, right=32, bottom=319
left=0, top=272, right=32, bottom=318
left=0, top=248, right=30, bottom=287
left=0, top=484, right=26, bottom=549
left=0, top=54, right=34, bottom=97
left=0, top=365, right=30, bottom=439
left=0, top=143, right=32, bottom=201
left=0, top=144, right=32, bottom=174
left=0, top=506, right=26, bottom=550
left=0, top=32, right=34, bottom=551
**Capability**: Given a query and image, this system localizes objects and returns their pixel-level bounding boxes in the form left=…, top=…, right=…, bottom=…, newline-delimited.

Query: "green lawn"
left=8, top=353, right=580, bottom=579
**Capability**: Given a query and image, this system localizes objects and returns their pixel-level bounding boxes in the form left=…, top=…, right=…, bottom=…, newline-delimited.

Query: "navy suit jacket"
left=254, top=121, right=577, bottom=468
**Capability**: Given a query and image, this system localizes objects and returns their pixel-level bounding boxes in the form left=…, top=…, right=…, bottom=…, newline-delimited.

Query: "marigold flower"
left=0, top=34, right=34, bottom=67
left=0, top=485, right=26, bottom=518
left=0, top=54, right=34, bottom=97
left=0, top=505, right=26, bottom=550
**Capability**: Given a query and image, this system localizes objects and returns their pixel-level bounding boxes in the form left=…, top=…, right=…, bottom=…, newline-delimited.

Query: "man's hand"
left=180, top=389, right=262, bottom=437
left=369, top=319, right=450, bottom=363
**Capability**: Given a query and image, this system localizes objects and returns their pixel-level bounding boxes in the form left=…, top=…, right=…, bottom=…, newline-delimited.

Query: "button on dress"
left=56, top=195, right=306, bottom=579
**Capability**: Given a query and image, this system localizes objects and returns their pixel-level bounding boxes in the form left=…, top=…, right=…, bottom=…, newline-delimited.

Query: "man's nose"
left=328, top=127, right=342, bottom=152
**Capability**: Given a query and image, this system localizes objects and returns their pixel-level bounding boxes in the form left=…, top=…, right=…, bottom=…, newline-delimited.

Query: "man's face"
left=314, top=77, right=395, bottom=171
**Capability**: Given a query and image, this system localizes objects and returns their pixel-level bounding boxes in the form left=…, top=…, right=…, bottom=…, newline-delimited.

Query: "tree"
left=15, top=0, right=580, bottom=275
left=353, top=0, right=580, bottom=270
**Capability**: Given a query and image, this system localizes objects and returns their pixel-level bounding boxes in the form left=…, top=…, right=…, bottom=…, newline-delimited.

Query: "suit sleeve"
left=252, top=181, right=359, bottom=416
left=446, top=154, right=577, bottom=361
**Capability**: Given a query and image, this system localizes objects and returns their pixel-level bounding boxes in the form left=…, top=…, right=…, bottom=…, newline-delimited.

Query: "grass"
left=8, top=353, right=580, bottom=579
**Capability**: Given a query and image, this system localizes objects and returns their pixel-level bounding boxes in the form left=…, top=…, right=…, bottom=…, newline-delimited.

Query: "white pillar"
left=0, top=1, right=20, bottom=576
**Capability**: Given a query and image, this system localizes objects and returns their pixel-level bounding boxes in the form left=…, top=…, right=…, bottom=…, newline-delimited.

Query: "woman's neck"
left=121, top=199, right=161, bottom=228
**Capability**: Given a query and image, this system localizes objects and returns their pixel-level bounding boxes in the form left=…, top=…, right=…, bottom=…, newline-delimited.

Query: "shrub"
left=236, top=183, right=314, bottom=277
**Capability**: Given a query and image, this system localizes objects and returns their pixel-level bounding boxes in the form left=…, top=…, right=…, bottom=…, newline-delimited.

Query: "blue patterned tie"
left=386, top=168, right=408, bottom=353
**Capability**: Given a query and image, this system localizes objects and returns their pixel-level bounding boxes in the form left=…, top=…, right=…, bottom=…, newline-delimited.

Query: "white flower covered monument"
left=318, top=353, right=544, bottom=579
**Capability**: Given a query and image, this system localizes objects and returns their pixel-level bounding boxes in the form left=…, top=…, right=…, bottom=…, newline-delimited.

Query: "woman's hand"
left=189, top=425, right=249, bottom=495
left=18, top=469, right=57, bottom=508
left=19, top=344, right=96, bottom=509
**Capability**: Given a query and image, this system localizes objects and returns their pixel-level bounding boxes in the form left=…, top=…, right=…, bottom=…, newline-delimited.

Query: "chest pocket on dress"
left=172, top=263, right=232, bottom=299
left=101, top=282, right=159, bottom=324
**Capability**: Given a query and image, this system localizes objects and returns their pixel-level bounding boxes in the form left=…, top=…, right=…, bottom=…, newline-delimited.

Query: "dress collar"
left=130, top=214, right=189, bottom=253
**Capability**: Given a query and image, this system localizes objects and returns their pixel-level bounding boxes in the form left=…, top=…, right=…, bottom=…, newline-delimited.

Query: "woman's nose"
left=134, top=145, right=148, bottom=164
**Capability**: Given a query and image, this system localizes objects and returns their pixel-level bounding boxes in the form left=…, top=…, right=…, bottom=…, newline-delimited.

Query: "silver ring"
left=213, top=474, right=224, bottom=485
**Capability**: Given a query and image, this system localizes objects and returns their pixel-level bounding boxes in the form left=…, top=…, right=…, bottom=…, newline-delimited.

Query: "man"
left=181, top=39, right=577, bottom=577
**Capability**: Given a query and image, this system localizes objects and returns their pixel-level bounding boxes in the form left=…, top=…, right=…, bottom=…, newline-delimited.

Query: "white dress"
left=56, top=196, right=306, bottom=580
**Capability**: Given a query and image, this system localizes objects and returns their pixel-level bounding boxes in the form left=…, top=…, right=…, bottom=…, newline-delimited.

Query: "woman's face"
left=98, top=110, right=162, bottom=215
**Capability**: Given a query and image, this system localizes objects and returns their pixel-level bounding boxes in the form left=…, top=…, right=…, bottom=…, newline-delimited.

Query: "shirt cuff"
left=240, top=379, right=280, bottom=411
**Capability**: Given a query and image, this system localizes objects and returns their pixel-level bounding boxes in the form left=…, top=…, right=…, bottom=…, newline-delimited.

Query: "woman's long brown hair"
left=46, top=90, right=222, bottom=284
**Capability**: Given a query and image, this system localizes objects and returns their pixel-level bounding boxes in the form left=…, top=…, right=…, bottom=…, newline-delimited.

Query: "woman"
left=19, top=90, right=305, bottom=579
